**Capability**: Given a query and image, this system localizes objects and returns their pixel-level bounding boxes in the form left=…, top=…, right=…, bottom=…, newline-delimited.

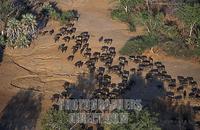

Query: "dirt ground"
left=0, top=0, right=200, bottom=129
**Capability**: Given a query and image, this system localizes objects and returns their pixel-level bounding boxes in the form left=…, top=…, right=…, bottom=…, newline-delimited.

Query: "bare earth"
left=0, top=0, right=200, bottom=129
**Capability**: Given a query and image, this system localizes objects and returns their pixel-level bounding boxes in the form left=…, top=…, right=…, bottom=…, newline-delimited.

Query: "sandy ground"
left=0, top=0, right=200, bottom=129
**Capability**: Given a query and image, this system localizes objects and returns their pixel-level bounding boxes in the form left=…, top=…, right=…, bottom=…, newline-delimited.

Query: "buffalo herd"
left=39, top=10, right=200, bottom=125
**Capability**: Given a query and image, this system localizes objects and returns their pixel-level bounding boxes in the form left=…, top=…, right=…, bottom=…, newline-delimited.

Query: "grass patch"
left=120, top=35, right=159, bottom=55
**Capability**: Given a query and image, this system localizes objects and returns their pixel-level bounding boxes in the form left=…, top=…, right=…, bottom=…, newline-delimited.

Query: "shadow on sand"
left=55, top=72, right=197, bottom=130
left=126, top=74, right=195, bottom=130
left=0, top=90, right=42, bottom=130
left=0, top=45, right=5, bottom=63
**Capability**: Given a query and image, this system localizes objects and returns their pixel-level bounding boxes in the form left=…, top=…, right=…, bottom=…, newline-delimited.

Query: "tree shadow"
left=124, top=74, right=165, bottom=105
left=0, top=45, right=5, bottom=63
left=148, top=98, right=195, bottom=130
left=38, top=1, right=62, bottom=29
left=62, top=72, right=197, bottom=130
left=124, top=74, right=196, bottom=130
left=65, top=73, right=96, bottom=99
left=0, top=90, right=42, bottom=130
left=76, top=72, right=96, bottom=98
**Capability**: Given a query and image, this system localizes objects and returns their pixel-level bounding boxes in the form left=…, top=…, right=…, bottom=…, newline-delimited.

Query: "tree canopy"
left=105, top=109, right=161, bottom=130
left=176, top=4, right=200, bottom=46
left=6, top=13, right=37, bottom=48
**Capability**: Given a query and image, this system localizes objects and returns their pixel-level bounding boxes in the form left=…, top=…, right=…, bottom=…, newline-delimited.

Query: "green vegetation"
left=135, top=11, right=165, bottom=36
left=105, top=109, right=161, bottom=130
left=0, top=0, right=40, bottom=25
left=42, top=109, right=161, bottom=130
left=120, top=35, right=158, bottom=55
left=0, top=0, right=40, bottom=48
left=0, top=0, right=13, bottom=25
left=160, top=41, right=200, bottom=57
left=42, top=3, right=78, bottom=25
left=42, top=4, right=60, bottom=20
left=112, top=0, right=200, bottom=59
left=41, top=109, right=70, bottom=130
left=176, top=4, right=200, bottom=48
left=111, top=0, right=144, bottom=31
left=60, top=11, right=77, bottom=24
left=0, top=1, right=78, bottom=48
left=5, top=14, right=37, bottom=48
left=0, top=35, right=6, bottom=46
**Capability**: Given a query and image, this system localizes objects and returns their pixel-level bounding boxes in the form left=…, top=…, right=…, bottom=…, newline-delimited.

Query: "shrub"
left=42, top=3, right=61, bottom=20
left=42, top=3, right=78, bottom=25
left=0, top=35, right=6, bottom=46
left=5, top=13, right=37, bottom=48
left=41, top=109, right=70, bottom=130
left=111, top=8, right=129, bottom=22
left=128, top=16, right=136, bottom=31
left=104, top=109, right=161, bottom=130
left=176, top=4, right=200, bottom=47
left=160, top=41, right=200, bottom=57
left=111, top=8, right=136, bottom=32
left=120, top=34, right=159, bottom=55
left=60, top=11, right=75, bottom=24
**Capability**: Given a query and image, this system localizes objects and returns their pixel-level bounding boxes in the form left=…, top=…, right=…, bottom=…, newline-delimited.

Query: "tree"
left=0, top=0, right=14, bottom=22
left=6, top=18, right=21, bottom=47
left=5, top=13, right=37, bottom=48
left=104, top=109, right=161, bottom=130
left=16, top=34, right=31, bottom=48
left=114, top=0, right=144, bottom=14
left=111, top=0, right=145, bottom=31
left=42, top=3, right=60, bottom=20
left=41, top=110, right=70, bottom=130
left=0, top=35, right=6, bottom=46
left=21, top=14, right=37, bottom=38
left=136, top=11, right=164, bottom=35
left=176, top=4, right=200, bottom=47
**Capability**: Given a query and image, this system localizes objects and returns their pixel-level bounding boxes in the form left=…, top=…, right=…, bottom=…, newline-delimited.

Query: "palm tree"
left=6, top=18, right=21, bottom=46
left=21, top=13, right=37, bottom=38
left=5, top=13, right=37, bottom=48
left=16, top=33, right=31, bottom=48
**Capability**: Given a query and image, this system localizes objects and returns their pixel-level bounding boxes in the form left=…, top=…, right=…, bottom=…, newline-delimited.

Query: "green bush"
left=104, top=109, right=161, bottom=130
left=42, top=3, right=78, bottom=25
left=42, top=3, right=61, bottom=20
left=111, top=8, right=136, bottom=32
left=160, top=41, right=200, bottom=57
left=128, top=16, right=136, bottom=32
left=60, top=11, right=75, bottom=24
left=111, top=9, right=129, bottom=22
left=5, top=14, right=37, bottom=48
left=120, top=35, right=159, bottom=55
left=0, top=35, right=6, bottom=46
left=41, top=109, right=70, bottom=130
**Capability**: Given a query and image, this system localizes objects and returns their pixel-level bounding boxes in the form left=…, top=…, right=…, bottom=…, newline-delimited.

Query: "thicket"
left=41, top=109, right=161, bottom=130
left=0, top=1, right=77, bottom=48
left=112, top=0, right=200, bottom=58
left=42, top=3, right=79, bottom=25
